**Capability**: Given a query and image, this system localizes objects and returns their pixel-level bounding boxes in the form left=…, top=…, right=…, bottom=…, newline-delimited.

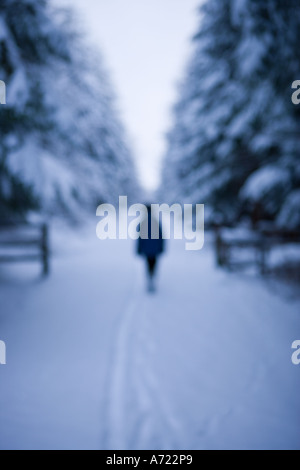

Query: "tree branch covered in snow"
left=161, top=0, right=300, bottom=228
left=0, top=0, right=139, bottom=219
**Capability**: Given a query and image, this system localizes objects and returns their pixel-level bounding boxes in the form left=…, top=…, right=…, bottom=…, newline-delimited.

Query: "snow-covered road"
left=0, top=223, right=299, bottom=450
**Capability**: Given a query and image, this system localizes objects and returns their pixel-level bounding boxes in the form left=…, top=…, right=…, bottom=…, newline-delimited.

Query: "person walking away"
left=137, top=205, right=165, bottom=293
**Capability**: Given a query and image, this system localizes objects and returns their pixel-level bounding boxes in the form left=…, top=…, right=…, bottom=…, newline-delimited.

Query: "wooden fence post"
left=258, top=236, right=267, bottom=275
left=215, top=227, right=226, bottom=267
left=41, top=224, right=49, bottom=276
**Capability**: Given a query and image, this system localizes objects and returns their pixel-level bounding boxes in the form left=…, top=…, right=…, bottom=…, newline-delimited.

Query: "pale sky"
left=56, top=0, right=200, bottom=190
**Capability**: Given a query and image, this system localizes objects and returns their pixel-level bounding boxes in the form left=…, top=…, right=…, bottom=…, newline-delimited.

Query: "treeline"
left=0, top=0, right=138, bottom=219
left=161, top=0, right=300, bottom=229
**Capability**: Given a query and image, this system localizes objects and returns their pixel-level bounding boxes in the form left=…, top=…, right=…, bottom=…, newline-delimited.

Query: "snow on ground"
left=0, top=222, right=299, bottom=450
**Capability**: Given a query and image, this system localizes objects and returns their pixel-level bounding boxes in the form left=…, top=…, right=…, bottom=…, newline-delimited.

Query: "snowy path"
left=0, top=223, right=299, bottom=450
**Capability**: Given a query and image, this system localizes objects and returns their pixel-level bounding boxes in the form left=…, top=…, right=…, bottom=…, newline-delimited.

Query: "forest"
left=0, top=0, right=138, bottom=221
left=0, top=0, right=299, bottom=452
left=161, top=0, right=300, bottom=231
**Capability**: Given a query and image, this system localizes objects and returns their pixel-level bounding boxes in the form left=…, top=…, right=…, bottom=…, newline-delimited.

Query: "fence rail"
left=215, top=226, right=300, bottom=275
left=0, top=222, right=50, bottom=276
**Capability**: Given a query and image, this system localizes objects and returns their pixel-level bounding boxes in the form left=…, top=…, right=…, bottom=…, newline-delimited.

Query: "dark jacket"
left=137, top=211, right=164, bottom=258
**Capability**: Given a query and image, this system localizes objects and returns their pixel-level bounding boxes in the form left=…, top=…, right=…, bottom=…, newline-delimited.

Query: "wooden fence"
left=215, top=226, right=300, bottom=275
left=0, top=222, right=50, bottom=276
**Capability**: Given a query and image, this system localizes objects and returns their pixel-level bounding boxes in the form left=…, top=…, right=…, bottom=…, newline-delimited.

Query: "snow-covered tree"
left=0, top=0, right=138, bottom=218
left=162, top=0, right=300, bottom=228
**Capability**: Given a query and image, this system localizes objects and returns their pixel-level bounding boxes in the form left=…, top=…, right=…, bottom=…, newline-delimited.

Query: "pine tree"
left=0, top=0, right=138, bottom=219
left=162, top=0, right=300, bottom=228
left=0, top=0, right=67, bottom=216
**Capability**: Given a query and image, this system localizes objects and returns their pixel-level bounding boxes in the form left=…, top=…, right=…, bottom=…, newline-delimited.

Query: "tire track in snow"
left=131, top=299, right=182, bottom=449
left=105, top=263, right=181, bottom=450
left=104, top=267, right=143, bottom=449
